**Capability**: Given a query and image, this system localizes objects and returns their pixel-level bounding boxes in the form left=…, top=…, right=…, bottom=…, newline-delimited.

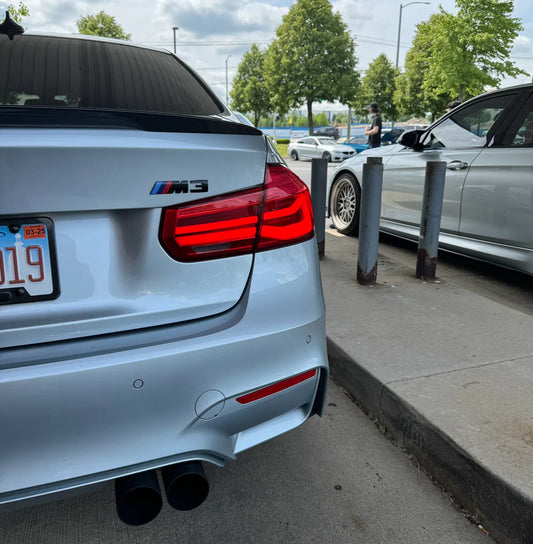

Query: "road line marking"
left=326, top=228, right=344, bottom=238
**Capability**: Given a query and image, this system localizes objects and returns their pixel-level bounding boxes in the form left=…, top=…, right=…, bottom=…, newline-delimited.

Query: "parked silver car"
left=327, top=84, right=533, bottom=275
left=288, top=136, right=355, bottom=162
left=0, top=29, right=328, bottom=525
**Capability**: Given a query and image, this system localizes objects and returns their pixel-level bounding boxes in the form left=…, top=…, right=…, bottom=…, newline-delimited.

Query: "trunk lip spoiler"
left=0, top=107, right=263, bottom=136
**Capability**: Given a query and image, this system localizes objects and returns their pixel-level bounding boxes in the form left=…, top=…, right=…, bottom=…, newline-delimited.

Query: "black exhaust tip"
left=115, top=469, right=163, bottom=526
left=162, top=461, right=209, bottom=511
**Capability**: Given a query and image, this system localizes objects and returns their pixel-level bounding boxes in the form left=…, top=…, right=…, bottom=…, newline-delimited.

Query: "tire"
left=290, top=150, right=299, bottom=161
left=329, top=173, right=361, bottom=235
left=322, top=152, right=331, bottom=162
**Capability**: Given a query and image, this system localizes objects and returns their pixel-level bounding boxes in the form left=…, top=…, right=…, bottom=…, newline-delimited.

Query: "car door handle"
left=446, top=160, right=469, bottom=170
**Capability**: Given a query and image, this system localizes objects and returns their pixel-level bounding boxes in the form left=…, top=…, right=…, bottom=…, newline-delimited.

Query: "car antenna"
left=0, top=11, right=24, bottom=40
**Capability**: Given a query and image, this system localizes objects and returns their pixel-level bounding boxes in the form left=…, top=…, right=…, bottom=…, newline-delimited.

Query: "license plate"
left=0, top=218, right=60, bottom=305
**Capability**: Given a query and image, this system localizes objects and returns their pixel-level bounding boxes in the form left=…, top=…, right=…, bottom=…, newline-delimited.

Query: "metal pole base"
left=416, top=248, right=437, bottom=280
left=317, top=240, right=325, bottom=260
left=357, top=262, right=377, bottom=285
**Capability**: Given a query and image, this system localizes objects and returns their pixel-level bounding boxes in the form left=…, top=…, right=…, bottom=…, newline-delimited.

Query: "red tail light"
left=160, top=164, right=314, bottom=262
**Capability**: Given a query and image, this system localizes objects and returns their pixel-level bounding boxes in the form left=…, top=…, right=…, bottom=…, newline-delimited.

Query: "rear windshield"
left=0, top=35, right=223, bottom=116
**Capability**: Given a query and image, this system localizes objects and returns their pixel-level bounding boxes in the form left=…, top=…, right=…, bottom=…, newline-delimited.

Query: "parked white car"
left=0, top=28, right=328, bottom=525
left=288, top=136, right=355, bottom=162
left=327, top=83, right=533, bottom=275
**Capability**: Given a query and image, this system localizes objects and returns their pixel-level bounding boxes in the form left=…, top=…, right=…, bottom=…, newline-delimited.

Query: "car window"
left=424, top=93, right=516, bottom=149
left=233, top=111, right=255, bottom=127
left=317, top=138, right=334, bottom=144
left=300, top=138, right=316, bottom=145
left=508, top=97, right=533, bottom=147
left=381, top=128, right=404, bottom=144
left=0, top=35, right=222, bottom=116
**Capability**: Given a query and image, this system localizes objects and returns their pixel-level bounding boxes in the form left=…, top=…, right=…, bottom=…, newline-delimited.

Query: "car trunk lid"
left=0, top=127, right=267, bottom=348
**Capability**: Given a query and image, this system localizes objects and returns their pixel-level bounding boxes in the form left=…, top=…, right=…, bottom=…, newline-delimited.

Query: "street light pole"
left=225, top=54, right=232, bottom=104
left=395, top=2, right=430, bottom=68
left=172, top=26, right=178, bottom=54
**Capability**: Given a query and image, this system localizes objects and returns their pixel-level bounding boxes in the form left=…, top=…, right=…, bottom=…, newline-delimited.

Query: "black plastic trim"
left=0, top=216, right=60, bottom=305
left=0, top=107, right=262, bottom=135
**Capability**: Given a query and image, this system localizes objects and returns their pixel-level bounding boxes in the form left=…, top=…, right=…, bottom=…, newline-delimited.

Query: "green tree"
left=76, top=11, right=131, bottom=40
left=295, top=115, right=308, bottom=127
left=230, top=44, right=271, bottom=127
left=394, top=16, right=451, bottom=121
left=332, top=112, right=349, bottom=124
left=355, top=54, right=397, bottom=120
left=315, top=112, right=329, bottom=127
left=8, top=2, right=29, bottom=23
left=424, top=0, right=524, bottom=102
left=264, top=0, right=359, bottom=134
left=278, top=113, right=291, bottom=125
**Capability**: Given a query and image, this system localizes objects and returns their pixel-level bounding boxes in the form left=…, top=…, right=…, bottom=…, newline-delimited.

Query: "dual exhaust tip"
left=115, top=461, right=209, bottom=526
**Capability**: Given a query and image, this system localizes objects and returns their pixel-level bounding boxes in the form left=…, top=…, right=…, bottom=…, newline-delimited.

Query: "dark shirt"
left=368, top=114, right=382, bottom=148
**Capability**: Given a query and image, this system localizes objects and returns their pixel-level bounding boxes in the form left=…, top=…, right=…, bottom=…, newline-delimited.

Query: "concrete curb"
left=327, top=337, right=533, bottom=544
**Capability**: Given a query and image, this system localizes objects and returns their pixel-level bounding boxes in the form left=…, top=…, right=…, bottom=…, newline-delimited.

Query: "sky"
left=4, top=0, right=533, bottom=112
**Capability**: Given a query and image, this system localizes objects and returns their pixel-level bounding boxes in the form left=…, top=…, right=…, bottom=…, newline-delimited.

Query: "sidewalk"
left=320, top=230, right=533, bottom=544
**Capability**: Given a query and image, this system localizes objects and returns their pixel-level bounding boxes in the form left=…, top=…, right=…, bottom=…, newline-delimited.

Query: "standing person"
left=365, top=102, right=382, bottom=149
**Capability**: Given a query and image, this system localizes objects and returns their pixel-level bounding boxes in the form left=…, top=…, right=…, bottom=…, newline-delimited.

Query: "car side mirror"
left=398, top=129, right=425, bottom=151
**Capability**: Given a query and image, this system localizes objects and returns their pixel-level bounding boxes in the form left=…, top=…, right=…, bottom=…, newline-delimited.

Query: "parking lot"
left=286, top=155, right=338, bottom=187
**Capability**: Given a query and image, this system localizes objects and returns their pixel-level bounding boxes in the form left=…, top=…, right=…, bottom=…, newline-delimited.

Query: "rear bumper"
left=0, top=239, right=327, bottom=508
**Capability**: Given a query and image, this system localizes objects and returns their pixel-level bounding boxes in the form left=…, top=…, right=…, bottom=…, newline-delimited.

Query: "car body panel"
left=459, top=147, right=533, bottom=248
left=0, top=129, right=267, bottom=214
left=381, top=146, right=483, bottom=232
left=0, top=239, right=327, bottom=506
left=0, top=129, right=267, bottom=347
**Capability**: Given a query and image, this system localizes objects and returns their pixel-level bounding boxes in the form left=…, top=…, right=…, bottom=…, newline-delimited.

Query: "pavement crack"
left=384, top=353, right=533, bottom=385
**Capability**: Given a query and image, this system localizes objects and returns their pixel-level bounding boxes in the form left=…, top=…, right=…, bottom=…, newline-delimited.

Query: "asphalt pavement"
left=321, top=228, right=533, bottom=544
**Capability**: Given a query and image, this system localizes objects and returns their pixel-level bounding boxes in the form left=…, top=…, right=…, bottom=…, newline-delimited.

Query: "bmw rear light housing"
left=236, top=369, right=317, bottom=404
left=160, top=164, right=314, bottom=262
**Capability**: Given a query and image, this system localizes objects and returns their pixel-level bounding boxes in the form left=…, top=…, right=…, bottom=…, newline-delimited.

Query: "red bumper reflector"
left=236, top=369, right=317, bottom=405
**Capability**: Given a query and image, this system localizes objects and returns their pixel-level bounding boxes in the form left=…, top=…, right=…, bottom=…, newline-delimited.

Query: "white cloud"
left=513, top=34, right=532, bottom=54
left=154, top=0, right=285, bottom=39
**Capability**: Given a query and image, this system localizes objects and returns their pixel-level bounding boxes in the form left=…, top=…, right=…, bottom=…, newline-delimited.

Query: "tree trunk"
left=458, top=85, right=464, bottom=103
left=307, top=100, right=314, bottom=135
left=347, top=105, right=352, bottom=139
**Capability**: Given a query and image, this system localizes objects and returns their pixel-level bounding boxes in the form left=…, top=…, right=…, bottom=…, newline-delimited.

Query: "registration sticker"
left=0, top=217, right=60, bottom=305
